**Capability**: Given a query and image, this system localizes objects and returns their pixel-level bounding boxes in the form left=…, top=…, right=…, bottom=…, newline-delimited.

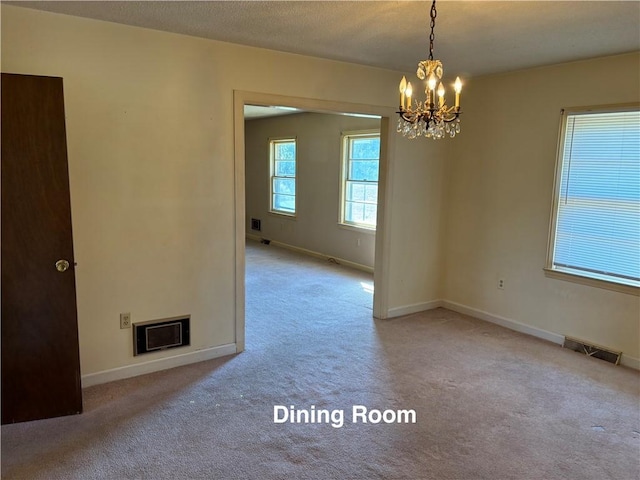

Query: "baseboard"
left=442, top=300, right=566, bottom=345
left=387, top=300, right=443, bottom=318
left=442, top=303, right=639, bottom=370
left=620, top=354, right=640, bottom=370
left=383, top=299, right=640, bottom=371
left=246, top=235, right=374, bottom=273
left=81, top=343, right=237, bottom=388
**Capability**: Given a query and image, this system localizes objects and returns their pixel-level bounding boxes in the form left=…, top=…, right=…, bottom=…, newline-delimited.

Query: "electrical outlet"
left=120, top=312, right=131, bottom=329
left=498, top=279, right=505, bottom=290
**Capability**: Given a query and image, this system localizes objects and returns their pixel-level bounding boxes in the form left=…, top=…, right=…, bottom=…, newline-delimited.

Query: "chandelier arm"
left=441, top=113, right=461, bottom=123
left=398, top=111, right=417, bottom=123
left=440, top=106, right=461, bottom=123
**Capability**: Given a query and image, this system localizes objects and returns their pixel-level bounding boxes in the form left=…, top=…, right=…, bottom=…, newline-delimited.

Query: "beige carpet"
left=2, top=240, right=639, bottom=479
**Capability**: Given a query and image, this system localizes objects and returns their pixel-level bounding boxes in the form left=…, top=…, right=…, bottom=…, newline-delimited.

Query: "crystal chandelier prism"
left=397, top=0, right=463, bottom=139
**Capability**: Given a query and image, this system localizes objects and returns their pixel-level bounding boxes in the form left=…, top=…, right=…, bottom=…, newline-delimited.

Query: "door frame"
left=233, top=90, right=397, bottom=351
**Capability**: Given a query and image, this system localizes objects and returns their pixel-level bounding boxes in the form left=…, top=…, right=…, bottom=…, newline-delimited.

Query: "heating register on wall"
left=133, top=316, right=191, bottom=356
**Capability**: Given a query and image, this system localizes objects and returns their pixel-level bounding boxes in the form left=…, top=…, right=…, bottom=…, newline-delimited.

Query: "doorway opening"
left=233, top=91, right=396, bottom=351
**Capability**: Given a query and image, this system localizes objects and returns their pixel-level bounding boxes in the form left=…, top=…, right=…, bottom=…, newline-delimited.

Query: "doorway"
left=233, top=91, right=396, bottom=351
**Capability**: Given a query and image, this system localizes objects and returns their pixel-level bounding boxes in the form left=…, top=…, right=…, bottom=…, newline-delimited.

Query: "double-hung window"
left=269, top=138, right=296, bottom=216
left=546, top=106, right=639, bottom=293
left=340, top=131, right=381, bottom=230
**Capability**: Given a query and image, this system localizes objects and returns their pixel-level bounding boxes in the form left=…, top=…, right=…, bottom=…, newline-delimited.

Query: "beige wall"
left=444, top=53, right=640, bottom=362
left=4, top=5, right=635, bottom=379
left=2, top=6, right=446, bottom=380
left=245, top=112, right=381, bottom=269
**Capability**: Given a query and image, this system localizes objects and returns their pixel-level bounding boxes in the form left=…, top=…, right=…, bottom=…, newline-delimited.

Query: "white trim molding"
left=389, top=299, right=639, bottom=370
left=81, top=344, right=237, bottom=388
left=620, top=354, right=640, bottom=370
left=543, top=268, right=639, bottom=296
left=386, top=299, right=565, bottom=347
left=234, top=90, right=397, bottom=328
left=387, top=300, right=443, bottom=318
left=442, top=300, right=565, bottom=345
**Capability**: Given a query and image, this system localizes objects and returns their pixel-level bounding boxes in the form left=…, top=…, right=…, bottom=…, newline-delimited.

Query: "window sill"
left=269, top=211, right=296, bottom=220
left=338, top=223, right=376, bottom=235
left=543, top=267, right=639, bottom=296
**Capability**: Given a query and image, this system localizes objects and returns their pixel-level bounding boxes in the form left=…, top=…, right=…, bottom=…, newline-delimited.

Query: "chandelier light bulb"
left=437, top=82, right=445, bottom=107
left=399, top=76, right=407, bottom=109
left=454, top=76, right=462, bottom=109
left=454, top=76, right=462, bottom=94
left=427, top=73, right=437, bottom=91
left=406, top=81, right=413, bottom=109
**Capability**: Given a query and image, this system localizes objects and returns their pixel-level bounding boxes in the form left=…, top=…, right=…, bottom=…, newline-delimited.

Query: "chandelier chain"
left=428, top=0, right=437, bottom=61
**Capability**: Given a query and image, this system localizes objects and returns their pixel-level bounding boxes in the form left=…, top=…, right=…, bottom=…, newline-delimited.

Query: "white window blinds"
left=553, top=109, right=640, bottom=286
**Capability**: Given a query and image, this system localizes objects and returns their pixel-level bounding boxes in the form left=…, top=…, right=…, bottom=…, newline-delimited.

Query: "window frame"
left=544, top=104, right=639, bottom=296
left=269, top=137, right=297, bottom=217
left=339, top=129, right=381, bottom=231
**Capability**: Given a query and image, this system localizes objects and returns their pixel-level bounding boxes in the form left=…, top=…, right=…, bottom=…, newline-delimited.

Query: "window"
left=546, top=106, right=639, bottom=292
left=341, top=131, right=381, bottom=229
left=269, top=138, right=296, bottom=215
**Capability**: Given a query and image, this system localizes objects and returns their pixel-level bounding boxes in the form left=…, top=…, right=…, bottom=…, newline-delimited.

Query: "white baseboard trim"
left=385, top=299, right=640, bottom=371
left=246, top=235, right=374, bottom=273
left=387, top=300, right=443, bottom=318
left=442, top=300, right=566, bottom=345
left=620, top=354, right=640, bottom=370
left=81, top=343, right=237, bottom=388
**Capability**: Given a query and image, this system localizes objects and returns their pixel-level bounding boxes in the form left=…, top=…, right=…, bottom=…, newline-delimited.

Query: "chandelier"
left=397, top=0, right=462, bottom=139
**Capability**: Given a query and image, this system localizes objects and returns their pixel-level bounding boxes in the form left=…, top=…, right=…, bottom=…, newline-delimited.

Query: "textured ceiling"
left=244, top=105, right=301, bottom=119
left=9, top=1, right=640, bottom=77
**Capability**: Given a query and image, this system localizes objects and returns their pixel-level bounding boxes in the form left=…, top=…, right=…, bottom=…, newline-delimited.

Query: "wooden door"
left=1, top=73, right=82, bottom=424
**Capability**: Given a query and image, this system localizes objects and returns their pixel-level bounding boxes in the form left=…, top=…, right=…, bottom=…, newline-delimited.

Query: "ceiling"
left=11, top=1, right=640, bottom=78
left=244, top=105, right=301, bottom=119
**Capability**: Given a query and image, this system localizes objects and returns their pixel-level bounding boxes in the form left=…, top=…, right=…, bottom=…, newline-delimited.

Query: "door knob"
left=55, top=259, right=70, bottom=272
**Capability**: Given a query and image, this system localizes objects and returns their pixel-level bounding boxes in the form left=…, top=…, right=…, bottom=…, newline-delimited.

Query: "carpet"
left=1, top=241, right=639, bottom=479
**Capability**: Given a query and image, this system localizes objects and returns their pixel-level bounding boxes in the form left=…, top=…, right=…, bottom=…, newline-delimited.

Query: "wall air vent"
left=563, top=336, right=621, bottom=365
left=133, top=316, right=190, bottom=356
left=251, top=218, right=261, bottom=231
